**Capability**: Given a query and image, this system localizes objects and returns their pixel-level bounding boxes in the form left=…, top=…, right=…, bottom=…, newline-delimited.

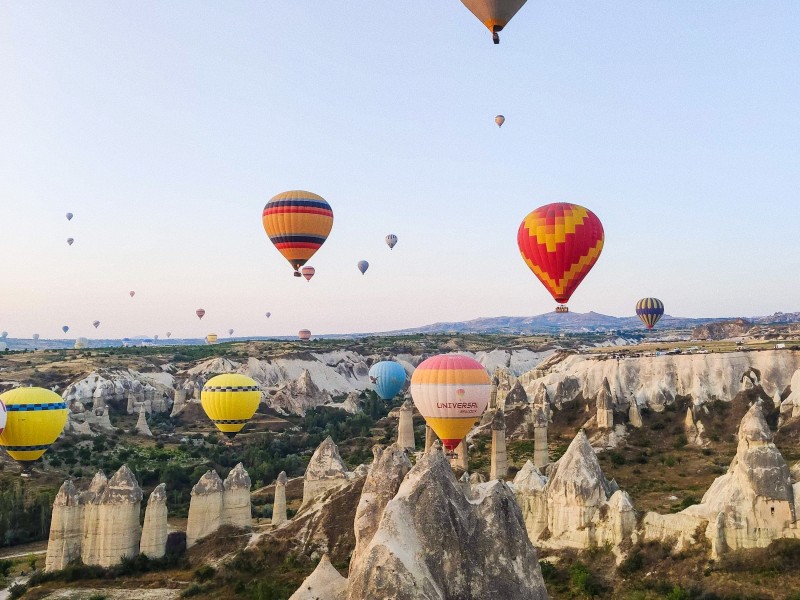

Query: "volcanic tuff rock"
left=779, top=368, right=800, bottom=420
left=135, top=403, right=153, bottom=437
left=273, top=471, right=289, bottom=527
left=85, top=466, right=143, bottom=567
left=350, top=445, right=412, bottom=571
left=62, top=369, right=174, bottom=416
left=289, top=554, right=348, bottom=600
left=642, top=401, right=800, bottom=557
left=346, top=443, right=549, bottom=600
left=45, top=480, right=83, bottom=571
left=396, top=399, right=416, bottom=450
left=223, top=463, right=253, bottom=529
left=302, top=437, right=357, bottom=507
left=269, top=369, right=335, bottom=416
left=186, top=470, right=225, bottom=547
left=140, top=484, right=168, bottom=558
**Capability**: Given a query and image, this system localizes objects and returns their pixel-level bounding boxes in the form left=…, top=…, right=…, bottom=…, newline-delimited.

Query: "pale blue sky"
left=1, top=1, right=799, bottom=338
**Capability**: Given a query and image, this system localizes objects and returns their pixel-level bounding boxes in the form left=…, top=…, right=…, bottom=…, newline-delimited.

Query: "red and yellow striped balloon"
left=517, top=203, right=604, bottom=306
left=410, top=354, right=491, bottom=452
left=262, top=191, right=334, bottom=277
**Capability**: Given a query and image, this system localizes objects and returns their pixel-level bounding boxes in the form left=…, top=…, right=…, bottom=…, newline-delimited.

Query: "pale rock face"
left=396, top=399, right=416, bottom=451
left=135, top=404, right=153, bottom=437
left=186, top=470, right=225, bottom=547
left=351, top=445, right=412, bottom=571
left=223, top=463, right=252, bottom=529
left=63, top=412, right=95, bottom=437
left=62, top=369, right=174, bottom=416
left=302, top=437, right=355, bottom=507
left=80, top=472, right=108, bottom=566
left=424, top=425, right=436, bottom=453
left=525, top=350, right=800, bottom=413
left=460, top=472, right=472, bottom=499
left=186, top=357, right=241, bottom=376
left=490, top=409, right=508, bottom=480
left=45, top=480, right=83, bottom=572
left=595, top=378, right=614, bottom=430
left=684, top=407, right=707, bottom=447
left=85, top=466, right=143, bottom=567
left=779, top=369, right=800, bottom=420
left=170, top=388, right=188, bottom=417
left=140, top=484, right=168, bottom=559
left=642, top=402, right=799, bottom=557
left=346, top=445, right=549, bottom=600
left=512, top=462, right=548, bottom=541
left=289, top=554, right=347, bottom=600
left=628, top=399, right=644, bottom=428
left=273, top=471, right=288, bottom=527
left=269, top=369, right=334, bottom=416
left=469, top=472, right=487, bottom=485
left=451, top=438, right=469, bottom=471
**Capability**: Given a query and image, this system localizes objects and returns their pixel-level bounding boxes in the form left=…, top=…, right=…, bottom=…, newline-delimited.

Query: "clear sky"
left=1, top=1, right=799, bottom=339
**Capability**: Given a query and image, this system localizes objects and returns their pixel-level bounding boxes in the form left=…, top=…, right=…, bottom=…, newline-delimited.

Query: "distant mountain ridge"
left=381, top=311, right=800, bottom=335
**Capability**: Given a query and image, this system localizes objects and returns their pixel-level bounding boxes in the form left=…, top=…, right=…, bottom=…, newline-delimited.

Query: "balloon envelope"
left=460, top=0, right=527, bottom=42
left=67, top=238, right=74, bottom=246
left=206, top=333, right=217, bottom=344
left=62, top=326, right=69, bottom=333
left=385, top=234, right=398, bottom=249
left=636, top=298, right=665, bottom=329
left=32, top=334, right=39, bottom=341
left=357, top=260, right=369, bottom=274
left=92, top=321, right=100, bottom=329
left=517, top=203, right=604, bottom=306
left=495, top=115, right=505, bottom=127
left=301, top=266, right=315, bottom=281
left=1, top=332, right=7, bottom=339
left=129, top=291, right=135, bottom=297
left=196, top=309, right=205, bottom=320
left=410, top=354, right=491, bottom=451
left=228, top=329, right=234, bottom=336
left=66, top=212, right=73, bottom=221
left=368, top=361, right=407, bottom=401
left=166, top=332, right=171, bottom=338
left=265, top=312, right=271, bottom=318
left=262, top=190, right=334, bottom=276
left=0, top=387, right=68, bottom=469
left=298, top=329, right=311, bottom=341
left=201, top=374, right=261, bottom=438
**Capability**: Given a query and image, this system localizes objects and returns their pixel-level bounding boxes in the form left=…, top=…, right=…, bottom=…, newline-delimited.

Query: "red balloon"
left=196, top=309, right=206, bottom=320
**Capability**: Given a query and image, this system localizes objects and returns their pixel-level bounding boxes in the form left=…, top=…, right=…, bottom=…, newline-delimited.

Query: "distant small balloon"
left=92, top=321, right=100, bottom=329
left=129, top=291, right=135, bottom=298
left=301, top=266, right=315, bottom=282
left=265, top=312, right=271, bottom=318
left=495, top=115, right=505, bottom=127
left=154, top=334, right=159, bottom=341
left=1, top=332, right=7, bottom=339
left=196, top=308, right=205, bottom=320
left=66, top=212, right=73, bottom=221
left=67, top=238, right=74, bottom=246
left=385, top=234, right=398, bottom=249
left=32, top=333, right=40, bottom=341
left=166, top=332, right=172, bottom=338
left=62, top=326, right=69, bottom=334
left=205, top=333, right=218, bottom=345
left=357, top=260, right=369, bottom=275
left=228, top=329, right=234, bottom=336
left=298, top=329, right=311, bottom=341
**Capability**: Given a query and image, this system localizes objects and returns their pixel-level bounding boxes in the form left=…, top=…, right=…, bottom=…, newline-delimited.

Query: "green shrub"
left=194, top=564, right=216, bottom=582
left=570, top=561, right=603, bottom=597
left=618, top=550, right=644, bottom=576
left=665, top=585, right=690, bottom=600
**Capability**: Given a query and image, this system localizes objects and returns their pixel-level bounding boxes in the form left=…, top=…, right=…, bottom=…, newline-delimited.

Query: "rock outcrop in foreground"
left=302, top=437, right=358, bottom=507
left=187, top=463, right=253, bottom=547
left=291, top=442, right=549, bottom=599
left=642, top=401, right=800, bottom=556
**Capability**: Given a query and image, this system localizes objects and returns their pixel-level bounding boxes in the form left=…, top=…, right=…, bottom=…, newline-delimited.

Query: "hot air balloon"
left=517, top=203, right=604, bottom=313
left=461, top=0, right=527, bottom=43
left=262, top=190, right=334, bottom=277
left=0, top=387, right=68, bottom=473
left=67, top=238, right=74, bottom=246
left=0, top=401, right=6, bottom=437
left=368, top=361, right=407, bottom=401
left=92, top=320, right=100, bottom=329
left=357, top=260, right=369, bottom=275
left=201, top=374, right=261, bottom=438
left=32, top=334, right=39, bottom=341
left=410, top=354, right=491, bottom=453
left=301, top=266, right=315, bottom=282
left=166, top=332, right=172, bottom=338
left=265, top=312, right=271, bottom=318
left=495, top=115, right=505, bottom=127
left=66, top=212, right=73, bottom=221
left=1, top=332, right=7, bottom=339
left=196, top=308, right=205, bottom=320
left=206, top=333, right=218, bottom=344
left=74, top=337, right=88, bottom=349
left=298, top=329, right=311, bottom=341
left=62, top=326, right=69, bottom=334
left=154, top=334, right=159, bottom=341
left=386, top=234, right=398, bottom=249
left=636, top=298, right=665, bottom=330
left=228, top=329, right=234, bottom=336
left=129, top=291, right=136, bottom=298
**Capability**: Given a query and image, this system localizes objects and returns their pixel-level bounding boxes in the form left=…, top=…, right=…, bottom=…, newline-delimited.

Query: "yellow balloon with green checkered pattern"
left=200, top=374, right=262, bottom=438
left=0, top=387, right=68, bottom=472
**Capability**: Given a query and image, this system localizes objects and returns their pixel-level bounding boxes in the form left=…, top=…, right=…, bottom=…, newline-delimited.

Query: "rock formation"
left=780, top=368, right=800, bottom=421
left=396, top=399, right=416, bottom=451
left=135, top=403, right=153, bottom=437
left=186, top=470, right=225, bottom=547
left=490, top=409, right=507, bottom=480
left=79, top=472, right=108, bottom=565
left=289, top=554, right=347, bottom=600
left=45, top=481, right=83, bottom=572
left=346, top=443, right=549, bottom=600
left=424, top=425, right=436, bottom=452
left=512, top=461, right=548, bottom=541
left=532, top=383, right=550, bottom=469
left=451, top=438, right=468, bottom=471
left=269, top=369, right=334, bottom=416
left=302, top=437, right=355, bottom=507
left=628, top=398, right=643, bottom=428
left=170, top=388, right=188, bottom=417
left=223, top=463, right=252, bottom=529
left=642, top=401, right=800, bottom=557
left=85, top=466, right=143, bottom=567
left=350, top=445, right=412, bottom=570
left=595, top=378, right=614, bottom=429
left=684, top=406, right=707, bottom=447
left=272, top=471, right=288, bottom=527
left=140, top=483, right=168, bottom=558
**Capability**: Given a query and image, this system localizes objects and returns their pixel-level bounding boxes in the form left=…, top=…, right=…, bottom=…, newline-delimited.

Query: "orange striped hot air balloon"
left=262, top=191, right=334, bottom=277
left=410, top=354, right=491, bottom=452
left=517, top=203, right=604, bottom=312
left=298, top=329, right=311, bottom=341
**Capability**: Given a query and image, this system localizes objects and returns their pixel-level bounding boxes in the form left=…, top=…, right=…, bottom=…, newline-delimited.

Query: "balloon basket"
left=555, top=305, right=569, bottom=313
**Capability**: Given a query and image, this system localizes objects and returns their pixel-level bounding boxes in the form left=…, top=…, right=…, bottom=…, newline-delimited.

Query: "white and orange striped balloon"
left=410, top=354, right=491, bottom=451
